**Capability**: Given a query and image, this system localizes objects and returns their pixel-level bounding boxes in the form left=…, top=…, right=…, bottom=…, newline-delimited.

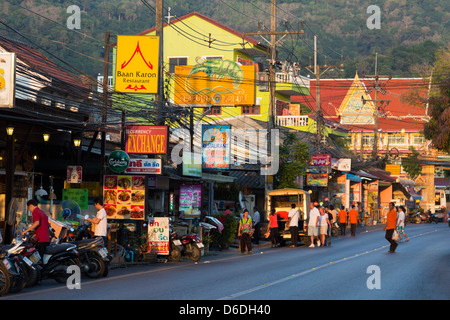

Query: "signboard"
left=147, top=217, right=169, bottom=255
left=182, top=152, right=202, bottom=178
left=306, top=173, right=328, bottom=187
left=125, top=158, right=161, bottom=174
left=108, top=150, right=130, bottom=173
left=202, top=125, right=231, bottom=169
left=62, top=189, right=88, bottom=210
left=0, top=53, right=15, bottom=108
left=179, top=184, right=201, bottom=218
left=125, top=126, right=168, bottom=154
left=174, top=61, right=255, bottom=106
left=331, top=158, right=351, bottom=172
left=67, top=166, right=82, bottom=183
left=115, top=36, right=159, bottom=93
left=309, top=154, right=331, bottom=166
left=385, top=164, right=401, bottom=176
left=103, top=175, right=145, bottom=220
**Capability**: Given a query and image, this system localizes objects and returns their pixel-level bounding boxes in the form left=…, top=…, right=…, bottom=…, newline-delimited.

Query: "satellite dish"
left=59, top=200, right=81, bottom=221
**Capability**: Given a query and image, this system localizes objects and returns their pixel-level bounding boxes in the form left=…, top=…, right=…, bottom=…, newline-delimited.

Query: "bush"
left=210, top=214, right=238, bottom=250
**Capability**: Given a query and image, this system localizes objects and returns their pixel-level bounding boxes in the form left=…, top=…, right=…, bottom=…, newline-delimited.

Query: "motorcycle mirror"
left=84, top=214, right=89, bottom=220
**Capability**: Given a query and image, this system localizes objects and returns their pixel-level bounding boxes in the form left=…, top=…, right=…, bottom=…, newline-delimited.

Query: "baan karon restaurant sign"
left=125, top=126, right=168, bottom=154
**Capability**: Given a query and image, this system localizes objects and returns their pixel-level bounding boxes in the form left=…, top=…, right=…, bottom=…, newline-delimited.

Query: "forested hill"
left=1, top=0, right=449, bottom=79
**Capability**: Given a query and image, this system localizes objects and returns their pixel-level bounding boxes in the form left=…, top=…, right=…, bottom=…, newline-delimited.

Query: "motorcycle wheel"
left=25, top=264, right=41, bottom=287
left=8, top=264, right=26, bottom=294
left=54, top=257, right=81, bottom=284
left=331, top=227, right=339, bottom=237
left=0, top=264, right=10, bottom=297
left=170, top=245, right=181, bottom=263
left=189, top=245, right=201, bottom=262
left=84, top=252, right=105, bottom=279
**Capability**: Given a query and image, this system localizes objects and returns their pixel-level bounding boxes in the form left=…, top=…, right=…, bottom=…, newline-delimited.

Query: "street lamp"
left=73, top=138, right=82, bottom=148
left=43, top=133, right=50, bottom=142
left=6, top=126, right=14, bottom=136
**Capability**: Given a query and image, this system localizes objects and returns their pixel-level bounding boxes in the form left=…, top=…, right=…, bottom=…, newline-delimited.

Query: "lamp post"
left=4, top=125, right=15, bottom=243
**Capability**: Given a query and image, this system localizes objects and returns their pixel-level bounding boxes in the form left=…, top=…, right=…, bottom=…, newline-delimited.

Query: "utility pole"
left=155, top=0, right=164, bottom=125
left=100, top=31, right=110, bottom=188
left=362, top=53, right=391, bottom=159
left=302, top=35, right=344, bottom=145
left=242, top=0, right=303, bottom=191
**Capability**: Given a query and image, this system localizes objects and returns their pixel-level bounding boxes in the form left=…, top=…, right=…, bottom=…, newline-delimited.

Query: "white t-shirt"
left=94, top=208, right=108, bottom=237
left=288, top=208, right=299, bottom=227
left=397, top=210, right=405, bottom=227
left=308, top=207, right=320, bottom=227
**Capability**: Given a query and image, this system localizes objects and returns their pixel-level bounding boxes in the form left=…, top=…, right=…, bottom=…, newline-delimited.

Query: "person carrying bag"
left=238, top=209, right=253, bottom=254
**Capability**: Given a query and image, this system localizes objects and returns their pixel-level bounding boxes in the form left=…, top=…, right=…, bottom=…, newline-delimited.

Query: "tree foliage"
left=401, top=146, right=422, bottom=179
left=277, top=132, right=310, bottom=188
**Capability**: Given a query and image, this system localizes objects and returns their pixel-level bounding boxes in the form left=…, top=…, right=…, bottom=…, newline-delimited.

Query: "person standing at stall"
left=238, top=209, right=253, bottom=254
left=84, top=197, right=108, bottom=246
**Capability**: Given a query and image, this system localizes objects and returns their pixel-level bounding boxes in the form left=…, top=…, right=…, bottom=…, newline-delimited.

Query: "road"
left=1, top=223, right=449, bottom=303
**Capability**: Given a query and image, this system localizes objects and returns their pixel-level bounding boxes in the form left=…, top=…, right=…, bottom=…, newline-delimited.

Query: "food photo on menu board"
left=103, top=175, right=145, bottom=220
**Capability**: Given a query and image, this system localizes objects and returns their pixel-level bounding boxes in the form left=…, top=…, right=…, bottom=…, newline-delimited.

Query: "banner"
left=125, top=126, right=168, bottom=154
left=202, top=125, right=231, bottom=169
left=306, top=173, right=328, bottom=187
left=179, top=184, right=201, bottom=219
left=125, top=158, right=161, bottom=174
left=115, top=36, right=159, bottom=93
left=174, top=60, right=255, bottom=106
left=103, top=175, right=145, bottom=220
left=0, top=53, right=16, bottom=108
left=148, top=217, right=169, bottom=255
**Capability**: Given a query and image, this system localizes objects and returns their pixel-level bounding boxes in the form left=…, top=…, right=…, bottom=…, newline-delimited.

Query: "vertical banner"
left=0, top=53, right=16, bottom=108
left=148, top=217, right=169, bottom=255
left=179, top=184, right=202, bottom=218
left=202, top=125, right=231, bottom=169
left=115, top=36, right=159, bottom=93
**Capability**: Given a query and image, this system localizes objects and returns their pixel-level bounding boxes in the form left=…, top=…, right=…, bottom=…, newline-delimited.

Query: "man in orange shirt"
left=338, top=205, right=348, bottom=236
left=383, top=202, right=398, bottom=253
left=348, top=205, right=359, bottom=237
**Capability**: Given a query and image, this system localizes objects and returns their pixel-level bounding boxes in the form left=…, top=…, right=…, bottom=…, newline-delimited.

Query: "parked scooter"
left=169, top=230, right=203, bottom=262
left=408, top=211, right=422, bottom=224
left=59, top=217, right=111, bottom=278
left=0, top=242, right=28, bottom=293
left=0, top=258, right=10, bottom=296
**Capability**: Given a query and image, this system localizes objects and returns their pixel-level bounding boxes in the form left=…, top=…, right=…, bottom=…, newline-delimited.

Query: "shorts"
left=319, top=225, right=328, bottom=235
left=396, top=226, right=405, bottom=234
left=308, top=225, right=318, bottom=236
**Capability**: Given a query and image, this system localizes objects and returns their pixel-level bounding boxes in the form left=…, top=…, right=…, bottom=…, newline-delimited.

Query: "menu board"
left=103, top=175, right=145, bottom=220
left=179, top=184, right=202, bottom=219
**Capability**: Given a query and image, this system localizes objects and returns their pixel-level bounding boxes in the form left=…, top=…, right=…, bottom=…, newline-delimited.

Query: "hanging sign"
left=108, top=150, right=130, bottom=173
left=115, top=36, right=159, bottom=93
left=147, top=217, right=169, bottom=255
left=0, top=53, right=16, bottom=108
left=125, top=126, right=168, bottom=154
left=202, top=125, right=231, bottom=169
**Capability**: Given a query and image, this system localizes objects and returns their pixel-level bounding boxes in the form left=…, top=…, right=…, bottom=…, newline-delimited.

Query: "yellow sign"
left=0, top=53, right=16, bottom=108
left=115, top=36, right=159, bottom=93
left=174, top=60, right=255, bottom=105
left=385, top=164, right=401, bottom=176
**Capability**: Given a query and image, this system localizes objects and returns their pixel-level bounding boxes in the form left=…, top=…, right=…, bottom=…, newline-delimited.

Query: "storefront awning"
left=202, top=173, right=236, bottom=183
left=345, top=173, right=362, bottom=182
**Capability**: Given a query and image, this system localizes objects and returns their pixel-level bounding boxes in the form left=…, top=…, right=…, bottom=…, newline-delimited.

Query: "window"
left=204, top=106, right=222, bottom=115
left=241, top=105, right=260, bottom=115
left=413, top=134, right=426, bottom=145
left=362, top=134, right=374, bottom=146
left=388, top=134, right=405, bottom=145
left=169, top=57, right=188, bottom=74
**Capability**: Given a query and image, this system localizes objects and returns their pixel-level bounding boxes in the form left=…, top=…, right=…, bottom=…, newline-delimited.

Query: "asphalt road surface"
left=2, top=223, right=449, bottom=302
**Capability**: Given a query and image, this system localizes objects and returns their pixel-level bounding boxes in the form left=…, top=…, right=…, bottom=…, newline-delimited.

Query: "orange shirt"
left=338, top=210, right=347, bottom=223
left=348, top=209, right=359, bottom=224
left=386, top=209, right=397, bottom=230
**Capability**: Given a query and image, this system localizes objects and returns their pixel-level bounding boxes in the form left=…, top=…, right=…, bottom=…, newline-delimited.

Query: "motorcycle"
left=0, top=241, right=29, bottom=293
left=428, top=211, right=439, bottom=224
left=169, top=231, right=203, bottom=263
left=0, top=258, right=10, bottom=296
left=6, top=237, right=41, bottom=288
left=408, top=211, right=422, bottom=224
left=62, top=222, right=111, bottom=278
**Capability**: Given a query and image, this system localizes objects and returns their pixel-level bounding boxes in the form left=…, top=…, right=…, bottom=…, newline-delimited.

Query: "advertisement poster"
left=115, top=35, right=159, bottom=94
left=62, top=189, right=88, bottom=210
left=309, top=154, right=331, bottom=166
left=0, top=53, right=16, bottom=108
left=66, top=166, right=82, bottom=183
left=125, top=126, right=168, bottom=154
left=179, top=184, right=201, bottom=218
left=202, top=125, right=231, bottom=169
left=103, top=175, right=145, bottom=220
left=174, top=62, right=255, bottom=106
left=147, top=217, right=169, bottom=255
left=306, top=173, right=328, bottom=187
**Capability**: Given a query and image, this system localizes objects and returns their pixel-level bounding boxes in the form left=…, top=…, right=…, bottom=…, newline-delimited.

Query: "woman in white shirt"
left=397, top=206, right=409, bottom=242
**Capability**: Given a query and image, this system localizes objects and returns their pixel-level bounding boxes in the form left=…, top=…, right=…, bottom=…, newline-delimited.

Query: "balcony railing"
left=276, top=115, right=309, bottom=127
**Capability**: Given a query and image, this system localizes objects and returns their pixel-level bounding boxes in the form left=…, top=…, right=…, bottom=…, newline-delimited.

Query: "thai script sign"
left=174, top=59, right=255, bottom=105
left=309, top=154, right=331, bottom=166
left=202, top=125, right=231, bottom=169
left=125, top=158, right=162, bottom=174
left=306, top=173, right=328, bottom=187
left=179, top=184, right=201, bottom=219
left=125, top=126, right=168, bottom=154
left=115, top=36, right=159, bottom=93
left=148, top=217, right=169, bottom=255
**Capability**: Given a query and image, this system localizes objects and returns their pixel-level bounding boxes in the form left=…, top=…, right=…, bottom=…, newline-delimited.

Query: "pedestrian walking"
left=397, top=205, right=409, bottom=242
left=268, top=208, right=279, bottom=248
left=383, top=202, right=398, bottom=253
left=338, top=205, right=348, bottom=236
left=348, top=205, right=359, bottom=237
left=319, top=206, right=331, bottom=247
left=238, top=209, right=253, bottom=254
left=287, top=203, right=300, bottom=247
left=308, top=202, right=320, bottom=247
left=252, top=206, right=261, bottom=244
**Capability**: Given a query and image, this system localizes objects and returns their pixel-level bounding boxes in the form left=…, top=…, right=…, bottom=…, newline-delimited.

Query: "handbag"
left=392, top=230, right=399, bottom=241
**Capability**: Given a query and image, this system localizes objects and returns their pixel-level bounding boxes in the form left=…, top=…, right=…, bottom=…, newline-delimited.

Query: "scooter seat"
left=45, top=243, right=76, bottom=255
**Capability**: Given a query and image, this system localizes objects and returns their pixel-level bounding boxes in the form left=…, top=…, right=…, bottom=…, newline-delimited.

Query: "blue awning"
left=345, top=173, right=362, bottom=182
